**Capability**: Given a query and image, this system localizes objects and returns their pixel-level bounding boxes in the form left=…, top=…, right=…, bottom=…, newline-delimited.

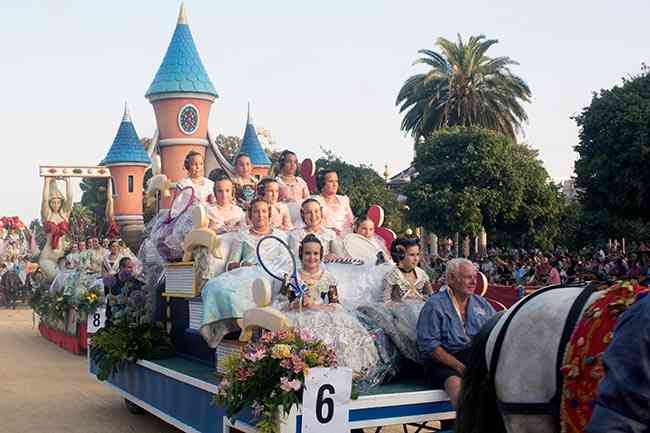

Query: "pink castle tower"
left=101, top=103, right=151, bottom=242
left=145, top=3, right=218, bottom=207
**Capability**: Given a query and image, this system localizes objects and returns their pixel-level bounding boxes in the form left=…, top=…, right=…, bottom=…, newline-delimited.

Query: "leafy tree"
left=396, top=34, right=531, bottom=141
left=573, top=66, right=650, bottom=242
left=405, top=127, right=561, bottom=249
left=79, top=178, right=109, bottom=237
left=315, top=150, right=405, bottom=234
left=215, top=134, right=241, bottom=163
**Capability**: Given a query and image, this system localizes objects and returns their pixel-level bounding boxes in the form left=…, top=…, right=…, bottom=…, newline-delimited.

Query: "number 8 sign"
left=302, top=368, right=352, bottom=433
left=87, top=306, right=106, bottom=334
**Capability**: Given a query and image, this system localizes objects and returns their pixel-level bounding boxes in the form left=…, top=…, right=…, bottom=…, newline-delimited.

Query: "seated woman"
left=206, top=173, right=246, bottom=234
left=355, top=237, right=432, bottom=364
left=288, top=198, right=338, bottom=258
left=312, top=170, right=354, bottom=235
left=176, top=150, right=214, bottom=205
left=275, top=234, right=384, bottom=380
left=383, top=237, right=432, bottom=303
left=275, top=150, right=310, bottom=226
left=231, top=153, right=258, bottom=210
left=201, top=199, right=289, bottom=347
left=258, top=178, right=293, bottom=231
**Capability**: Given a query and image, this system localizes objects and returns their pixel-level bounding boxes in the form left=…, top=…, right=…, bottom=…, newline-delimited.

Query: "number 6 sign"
left=302, top=368, right=352, bottom=433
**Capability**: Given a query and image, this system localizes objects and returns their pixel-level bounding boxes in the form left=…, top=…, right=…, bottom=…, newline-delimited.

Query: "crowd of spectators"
left=426, top=243, right=650, bottom=288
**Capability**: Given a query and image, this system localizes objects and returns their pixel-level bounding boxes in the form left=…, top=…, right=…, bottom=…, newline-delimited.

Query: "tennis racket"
left=255, top=235, right=308, bottom=307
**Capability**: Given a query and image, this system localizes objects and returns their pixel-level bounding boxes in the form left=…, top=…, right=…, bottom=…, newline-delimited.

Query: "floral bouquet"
left=215, top=328, right=339, bottom=433
left=0, top=216, right=26, bottom=232
left=75, top=286, right=104, bottom=319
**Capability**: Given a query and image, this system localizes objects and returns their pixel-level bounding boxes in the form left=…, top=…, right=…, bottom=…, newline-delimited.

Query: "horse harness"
left=487, top=282, right=599, bottom=421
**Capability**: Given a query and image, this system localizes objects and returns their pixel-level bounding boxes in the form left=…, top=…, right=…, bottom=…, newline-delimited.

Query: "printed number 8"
left=316, top=384, right=335, bottom=424
left=93, top=313, right=101, bottom=327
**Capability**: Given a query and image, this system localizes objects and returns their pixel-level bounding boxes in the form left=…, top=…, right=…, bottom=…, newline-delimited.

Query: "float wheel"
left=124, top=398, right=145, bottom=415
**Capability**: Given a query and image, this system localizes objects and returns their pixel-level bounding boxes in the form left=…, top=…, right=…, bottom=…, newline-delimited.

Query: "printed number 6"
left=316, top=384, right=335, bottom=424
left=93, top=313, right=101, bottom=327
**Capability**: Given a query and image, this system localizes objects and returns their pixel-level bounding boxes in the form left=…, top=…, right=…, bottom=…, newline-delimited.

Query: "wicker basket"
left=216, top=339, right=245, bottom=375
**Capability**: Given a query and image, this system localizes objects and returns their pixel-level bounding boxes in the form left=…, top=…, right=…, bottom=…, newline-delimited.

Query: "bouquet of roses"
left=215, top=328, right=338, bottom=433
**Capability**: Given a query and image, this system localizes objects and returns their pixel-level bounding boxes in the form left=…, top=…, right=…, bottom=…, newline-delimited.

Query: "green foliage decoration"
left=90, top=288, right=173, bottom=381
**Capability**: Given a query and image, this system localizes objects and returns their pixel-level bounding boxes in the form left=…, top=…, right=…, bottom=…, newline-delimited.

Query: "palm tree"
left=396, top=34, right=531, bottom=141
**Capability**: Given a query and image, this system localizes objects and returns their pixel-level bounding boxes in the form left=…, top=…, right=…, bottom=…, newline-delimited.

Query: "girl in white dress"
left=206, top=175, right=246, bottom=234
left=276, top=234, right=382, bottom=381
left=288, top=198, right=338, bottom=258
left=258, top=178, right=293, bottom=231
left=176, top=150, right=214, bottom=205
left=275, top=150, right=310, bottom=226
left=313, top=170, right=354, bottom=235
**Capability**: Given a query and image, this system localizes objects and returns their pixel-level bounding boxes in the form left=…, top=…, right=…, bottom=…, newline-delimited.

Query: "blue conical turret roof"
left=239, top=105, right=271, bottom=166
left=102, top=104, right=151, bottom=166
left=145, top=4, right=218, bottom=99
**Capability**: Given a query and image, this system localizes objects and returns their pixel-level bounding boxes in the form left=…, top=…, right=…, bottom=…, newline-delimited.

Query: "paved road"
left=0, top=308, right=424, bottom=433
left=0, top=308, right=179, bottom=433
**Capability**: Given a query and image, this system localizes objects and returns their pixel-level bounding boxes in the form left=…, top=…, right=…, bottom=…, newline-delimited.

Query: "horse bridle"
left=488, top=282, right=599, bottom=423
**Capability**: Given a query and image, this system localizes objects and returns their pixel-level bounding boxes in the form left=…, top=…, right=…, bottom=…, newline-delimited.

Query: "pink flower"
left=290, top=354, right=305, bottom=374
left=260, top=332, right=274, bottom=344
left=280, top=359, right=293, bottom=370
left=236, top=367, right=254, bottom=381
left=244, top=347, right=267, bottom=362
left=280, top=376, right=302, bottom=392
left=251, top=400, right=263, bottom=417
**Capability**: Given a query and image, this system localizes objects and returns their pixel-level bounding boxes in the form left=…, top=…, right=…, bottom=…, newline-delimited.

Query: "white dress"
left=312, top=194, right=354, bottom=234
left=177, top=177, right=215, bottom=206
left=206, top=203, right=246, bottom=234
left=276, top=176, right=310, bottom=226
left=274, top=269, right=382, bottom=381
left=288, top=226, right=338, bottom=257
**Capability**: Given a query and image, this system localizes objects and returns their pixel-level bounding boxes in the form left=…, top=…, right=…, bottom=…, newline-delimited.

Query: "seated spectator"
left=416, top=258, right=496, bottom=408
left=103, top=257, right=144, bottom=327
left=102, top=257, right=142, bottom=297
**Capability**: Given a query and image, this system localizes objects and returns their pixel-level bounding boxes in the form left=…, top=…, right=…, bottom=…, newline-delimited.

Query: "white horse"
left=454, top=282, right=604, bottom=433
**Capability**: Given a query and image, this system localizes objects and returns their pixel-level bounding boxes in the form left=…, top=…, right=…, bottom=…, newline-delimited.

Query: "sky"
left=1, top=0, right=648, bottom=224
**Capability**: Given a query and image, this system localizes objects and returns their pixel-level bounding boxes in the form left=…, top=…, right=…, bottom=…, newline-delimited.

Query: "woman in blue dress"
left=200, top=199, right=289, bottom=347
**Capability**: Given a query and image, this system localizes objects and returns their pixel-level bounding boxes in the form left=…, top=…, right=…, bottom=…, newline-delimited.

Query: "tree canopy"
left=315, top=150, right=404, bottom=234
left=404, top=127, right=561, bottom=249
left=396, top=34, right=531, bottom=141
left=573, top=67, right=650, bottom=242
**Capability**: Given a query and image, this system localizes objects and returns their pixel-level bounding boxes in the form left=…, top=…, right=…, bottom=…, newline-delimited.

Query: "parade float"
left=78, top=4, right=464, bottom=433
left=31, top=168, right=113, bottom=354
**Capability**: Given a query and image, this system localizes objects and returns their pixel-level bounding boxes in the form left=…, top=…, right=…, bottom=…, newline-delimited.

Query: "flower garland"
left=215, top=328, right=344, bottom=433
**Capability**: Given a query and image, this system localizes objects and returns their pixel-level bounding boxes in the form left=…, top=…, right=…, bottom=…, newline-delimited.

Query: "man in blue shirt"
left=416, top=258, right=495, bottom=408
left=585, top=293, right=650, bottom=433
